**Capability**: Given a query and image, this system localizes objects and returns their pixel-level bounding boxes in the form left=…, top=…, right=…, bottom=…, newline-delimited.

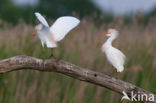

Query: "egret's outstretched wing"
left=50, top=16, right=80, bottom=41
left=35, top=12, right=49, bottom=27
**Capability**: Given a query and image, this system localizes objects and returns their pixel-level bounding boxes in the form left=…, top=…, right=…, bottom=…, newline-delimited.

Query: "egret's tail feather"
left=46, top=42, right=57, bottom=48
left=117, top=66, right=124, bottom=72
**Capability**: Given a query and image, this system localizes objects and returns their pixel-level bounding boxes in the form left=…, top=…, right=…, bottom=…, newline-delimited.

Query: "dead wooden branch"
left=0, top=55, right=155, bottom=103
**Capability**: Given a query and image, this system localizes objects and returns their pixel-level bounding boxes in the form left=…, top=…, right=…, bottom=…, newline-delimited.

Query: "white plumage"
left=34, top=12, right=80, bottom=48
left=50, top=17, right=80, bottom=41
left=101, top=29, right=126, bottom=72
left=35, top=13, right=49, bottom=27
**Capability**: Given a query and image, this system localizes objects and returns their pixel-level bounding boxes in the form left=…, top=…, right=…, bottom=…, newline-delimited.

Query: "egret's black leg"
left=49, top=48, right=61, bottom=62
left=49, top=48, right=55, bottom=58
left=109, top=67, right=119, bottom=78
left=109, top=68, right=114, bottom=76
left=114, top=70, right=119, bottom=79
left=49, top=48, right=60, bottom=61
left=41, top=47, right=45, bottom=60
left=40, top=46, right=45, bottom=59
left=57, top=49, right=65, bottom=60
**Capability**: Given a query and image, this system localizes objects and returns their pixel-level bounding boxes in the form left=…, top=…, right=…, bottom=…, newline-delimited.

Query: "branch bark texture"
left=0, top=55, right=155, bottom=103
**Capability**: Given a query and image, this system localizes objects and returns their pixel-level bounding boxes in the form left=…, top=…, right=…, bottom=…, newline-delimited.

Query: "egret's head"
left=104, top=28, right=119, bottom=37
left=32, top=24, right=42, bottom=37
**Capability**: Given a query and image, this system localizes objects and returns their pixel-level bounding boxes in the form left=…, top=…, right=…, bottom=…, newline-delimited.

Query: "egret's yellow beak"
left=32, top=31, right=37, bottom=37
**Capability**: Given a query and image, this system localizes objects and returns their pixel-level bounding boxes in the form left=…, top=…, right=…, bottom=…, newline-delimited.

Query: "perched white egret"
left=33, top=12, right=80, bottom=57
left=101, top=29, right=126, bottom=72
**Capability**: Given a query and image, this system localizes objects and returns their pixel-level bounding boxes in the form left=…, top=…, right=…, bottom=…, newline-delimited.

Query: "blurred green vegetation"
left=0, top=0, right=101, bottom=24
left=0, top=35, right=155, bottom=103
left=1, top=0, right=156, bottom=25
left=0, top=1, right=155, bottom=102
left=0, top=21, right=155, bottom=103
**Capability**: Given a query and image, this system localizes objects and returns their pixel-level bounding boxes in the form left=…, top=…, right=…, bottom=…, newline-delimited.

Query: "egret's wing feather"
left=44, top=37, right=57, bottom=48
left=35, top=12, right=49, bottom=27
left=106, top=48, right=126, bottom=72
left=113, top=48, right=126, bottom=65
left=38, top=28, right=57, bottom=48
left=50, top=16, right=80, bottom=41
left=37, top=32, right=46, bottom=47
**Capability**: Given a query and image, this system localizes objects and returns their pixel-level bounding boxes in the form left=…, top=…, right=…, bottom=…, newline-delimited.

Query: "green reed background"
left=0, top=19, right=155, bottom=103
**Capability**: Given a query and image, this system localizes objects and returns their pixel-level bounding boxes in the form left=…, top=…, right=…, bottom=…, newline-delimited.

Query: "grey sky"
left=12, top=0, right=38, bottom=6
left=92, top=0, right=156, bottom=15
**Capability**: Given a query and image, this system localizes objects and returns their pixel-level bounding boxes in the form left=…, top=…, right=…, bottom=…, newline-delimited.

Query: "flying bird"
left=33, top=12, right=80, bottom=57
left=101, top=29, right=126, bottom=72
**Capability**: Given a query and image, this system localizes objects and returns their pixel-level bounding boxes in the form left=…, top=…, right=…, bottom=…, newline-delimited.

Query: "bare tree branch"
left=0, top=55, right=155, bottom=103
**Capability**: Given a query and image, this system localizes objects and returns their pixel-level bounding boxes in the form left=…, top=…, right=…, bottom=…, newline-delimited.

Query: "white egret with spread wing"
left=33, top=12, right=80, bottom=57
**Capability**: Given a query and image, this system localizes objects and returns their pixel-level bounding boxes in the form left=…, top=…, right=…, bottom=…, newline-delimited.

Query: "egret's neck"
left=105, top=34, right=117, bottom=46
